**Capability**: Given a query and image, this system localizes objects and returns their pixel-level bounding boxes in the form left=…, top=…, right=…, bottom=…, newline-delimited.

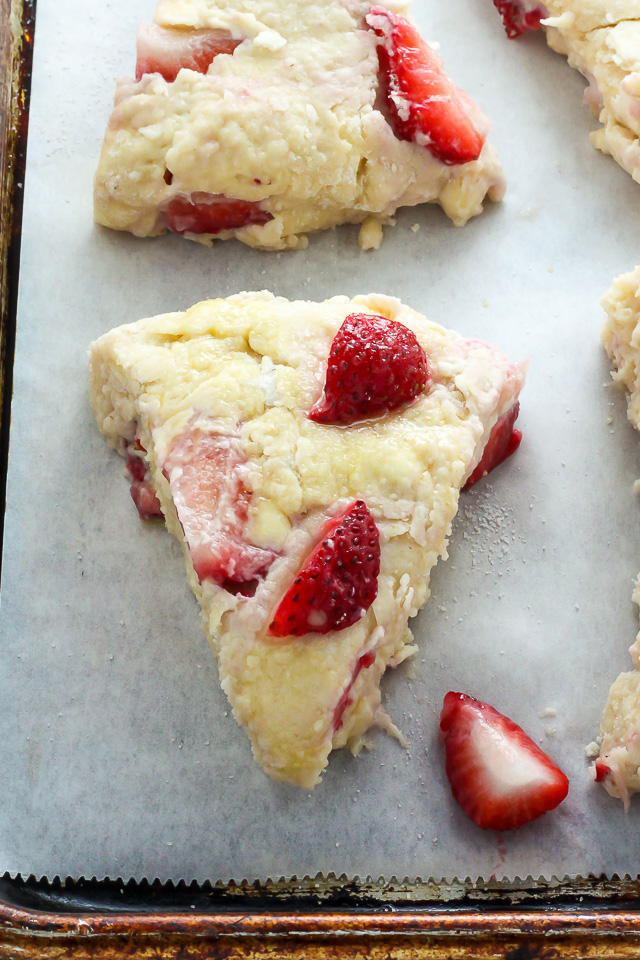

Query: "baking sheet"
left=2, top=0, right=640, bottom=884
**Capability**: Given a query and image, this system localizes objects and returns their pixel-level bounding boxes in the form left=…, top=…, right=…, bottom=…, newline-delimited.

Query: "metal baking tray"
left=2, top=0, right=640, bottom=954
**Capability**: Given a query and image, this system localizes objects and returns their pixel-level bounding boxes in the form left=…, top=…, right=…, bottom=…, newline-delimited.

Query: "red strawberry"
left=163, top=429, right=276, bottom=589
left=308, top=313, right=429, bottom=426
left=125, top=441, right=163, bottom=520
left=165, top=195, right=272, bottom=236
left=366, top=7, right=488, bottom=165
left=440, top=692, right=569, bottom=831
left=136, top=23, right=240, bottom=82
left=594, top=759, right=611, bottom=783
left=492, top=0, right=546, bottom=39
left=268, top=501, right=380, bottom=637
left=463, top=402, right=522, bottom=490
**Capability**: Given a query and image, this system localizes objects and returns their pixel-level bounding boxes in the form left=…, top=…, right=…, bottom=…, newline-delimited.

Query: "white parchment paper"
left=2, top=0, right=640, bottom=884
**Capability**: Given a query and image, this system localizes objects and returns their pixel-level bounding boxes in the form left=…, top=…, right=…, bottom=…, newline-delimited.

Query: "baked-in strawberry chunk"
left=163, top=429, right=276, bottom=588
left=269, top=500, right=380, bottom=637
left=463, top=402, right=522, bottom=490
left=366, top=7, right=488, bottom=165
left=309, top=313, right=429, bottom=426
left=594, top=759, right=611, bottom=783
left=135, top=23, right=241, bottom=82
left=440, top=692, right=569, bottom=831
left=492, top=0, right=547, bottom=39
left=125, top=441, right=163, bottom=520
left=165, top=194, right=273, bottom=236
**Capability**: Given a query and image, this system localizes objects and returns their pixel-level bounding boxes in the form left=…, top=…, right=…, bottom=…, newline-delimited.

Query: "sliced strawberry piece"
left=463, top=402, right=522, bottom=490
left=440, top=692, right=569, bottom=831
left=366, top=7, right=487, bottom=165
left=594, top=759, right=611, bottom=783
left=125, top=441, right=163, bottom=520
left=333, top=650, right=377, bottom=731
left=135, top=22, right=241, bottom=82
left=165, top=194, right=272, bottom=236
left=492, top=0, right=547, bottom=39
left=268, top=501, right=380, bottom=637
left=308, top=313, right=429, bottom=426
left=163, top=429, right=276, bottom=589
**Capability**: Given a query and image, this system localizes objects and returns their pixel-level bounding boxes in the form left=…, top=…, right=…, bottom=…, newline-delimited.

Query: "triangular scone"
left=90, top=292, right=525, bottom=788
left=596, top=267, right=640, bottom=804
left=494, top=1, right=640, bottom=184
left=94, top=0, right=505, bottom=252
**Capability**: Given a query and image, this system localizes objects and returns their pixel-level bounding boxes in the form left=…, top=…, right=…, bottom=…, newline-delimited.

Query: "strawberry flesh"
left=165, top=194, right=272, bottom=236
left=492, top=0, right=547, bottom=39
left=367, top=7, right=487, bottom=165
left=463, top=402, right=522, bottom=490
left=333, top=650, right=377, bottom=731
left=163, top=429, right=276, bottom=589
left=308, top=313, right=429, bottom=426
left=136, top=23, right=240, bottom=82
left=440, top=692, right=569, bottom=831
left=595, top=759, right=611, bottom=783
left=125, top=441, right=163, bottom=520
left=268, top=500, right=380, bottom=637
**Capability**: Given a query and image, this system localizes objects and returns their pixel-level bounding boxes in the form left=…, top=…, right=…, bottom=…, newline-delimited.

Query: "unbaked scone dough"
left=597, top=266, right=640, bottom=805
left=94, top=0, right=506, bottom=251
left=497, top=1, right=640, bottom=184
left=90, top=292, right=525, bottom=787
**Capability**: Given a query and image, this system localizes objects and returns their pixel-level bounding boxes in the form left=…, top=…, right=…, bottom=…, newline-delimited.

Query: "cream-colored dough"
left=535, top=1, right=640, bottom=182
left=597, top=266, right=640, bottom=803
left=94, top=0, right=505, bottom=251
left=90, top=292, right=525, bottom=787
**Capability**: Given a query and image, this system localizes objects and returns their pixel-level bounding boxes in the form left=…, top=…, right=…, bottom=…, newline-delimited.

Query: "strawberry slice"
left=125, top=441, right=163, bottom=520
left=308, top=313, right=429, bottom=426
left=163, top=429, right=276, bottom=589
left=165, top=194, right=272, bottom=236
left=463, top=402, right=522, bottom=490
left=492, top=1, right=547, bottom=39
left=366, top=7, right=488, bottom=165
left=268, top=501, right=380, bottom=637
left=440, top=692, right=569, bottom=830
left=135, top=23, right=241, bottom=82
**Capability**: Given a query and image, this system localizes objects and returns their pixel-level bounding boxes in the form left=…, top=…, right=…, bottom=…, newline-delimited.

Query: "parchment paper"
left=2, top=0, right=640, bottom=884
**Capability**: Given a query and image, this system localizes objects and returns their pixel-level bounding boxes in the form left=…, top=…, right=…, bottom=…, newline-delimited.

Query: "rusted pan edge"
left=3, top=914, right=640, bottom=960
left=1, top=906, right=640, bottom=938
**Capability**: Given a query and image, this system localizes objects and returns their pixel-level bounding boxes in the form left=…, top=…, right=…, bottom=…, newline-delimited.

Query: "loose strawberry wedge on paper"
left=166, top=195, right=273, bottom=236
left=492, top=0, right=547, bottom=39
left=367, top=7, right=488, bottom=165
left=463, top=402, right=522, bottom=490
left=309, top=313, right=429, bottom=426
left=135, top=23, right=240, bottom=82
left=269, top=500, right=380, bottom=637
left=163, top=430, right=276, bottom=591
left=440, top=693, right=569, bottom=831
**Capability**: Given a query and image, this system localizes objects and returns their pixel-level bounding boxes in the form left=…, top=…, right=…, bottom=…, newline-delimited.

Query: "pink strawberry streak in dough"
left=125, top=442, right=163, bottom=520
left=332, top=650, right=376, bottom=732
left=135, top=23, right=241, bottom=82
left=162, top=429, right=276, bottom=588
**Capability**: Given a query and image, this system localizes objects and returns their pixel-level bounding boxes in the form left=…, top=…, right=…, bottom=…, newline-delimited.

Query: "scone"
left=94, top=0, right=506, bottom=252
left=90, top=292, right=526, bottom=788
left=595, top=266, right=640, bottom=804
left=492, top=1, right=640, bottom=184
